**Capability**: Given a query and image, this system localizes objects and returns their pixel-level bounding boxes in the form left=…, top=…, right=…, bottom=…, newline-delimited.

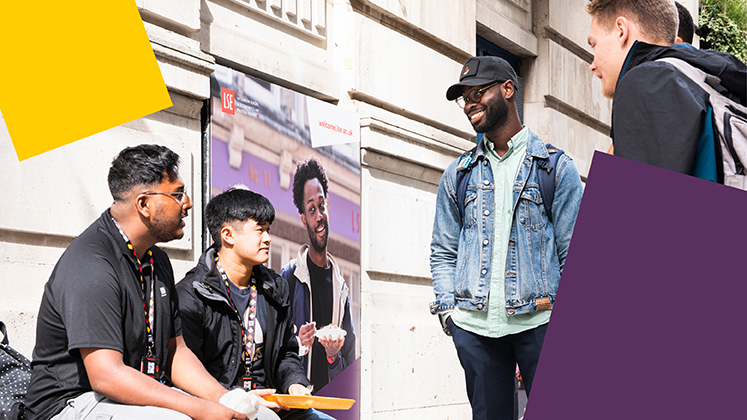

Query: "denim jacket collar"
left=430, top=127, right=584, bottom=319
left=526, top=131, right=550, bottom=159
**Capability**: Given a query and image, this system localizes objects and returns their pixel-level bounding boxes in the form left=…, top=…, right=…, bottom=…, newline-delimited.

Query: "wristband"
left=327, top=352, right=338, bottom=364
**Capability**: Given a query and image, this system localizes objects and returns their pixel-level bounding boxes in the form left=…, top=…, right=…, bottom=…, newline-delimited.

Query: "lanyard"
left=110, top=214, right=156, bottom=354
left=215, top=256, right=258, bottom=389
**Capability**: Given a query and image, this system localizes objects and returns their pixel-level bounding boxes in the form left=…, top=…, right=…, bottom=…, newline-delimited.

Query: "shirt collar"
left=483, top=125, right=529, bottom=160
left=105, top=209, right=149, bottom=267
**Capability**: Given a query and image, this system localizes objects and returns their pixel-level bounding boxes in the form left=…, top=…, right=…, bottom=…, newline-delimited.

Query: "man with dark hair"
left=280, top=157, right=355, bottom=393
left=177, top=187, right=335, bottom=420
left=675, top=2, right=695, bottom=44
left=586, top=0, right=747, bottom=179
left=431, top=56, right=584, bottom=420
left=25, top=145, right=257, bottom=420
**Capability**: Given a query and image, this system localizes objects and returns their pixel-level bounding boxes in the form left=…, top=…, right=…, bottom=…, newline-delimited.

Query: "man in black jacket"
left=586, top=0, right=747, bottom=180
left=177, top=187, right=335, bottom=420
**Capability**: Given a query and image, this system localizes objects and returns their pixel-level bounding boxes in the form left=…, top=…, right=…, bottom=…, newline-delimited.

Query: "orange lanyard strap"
left=215, top=256, right=258, bottom=388
left=110, top=213, right=156, bottom=352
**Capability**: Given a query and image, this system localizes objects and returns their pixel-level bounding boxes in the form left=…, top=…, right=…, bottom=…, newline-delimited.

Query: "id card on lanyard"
left=139, top=256, right=158, bottom=379
left=215, top=256, right=258, bottom=390
left=110, top=213, right=159, bottom=379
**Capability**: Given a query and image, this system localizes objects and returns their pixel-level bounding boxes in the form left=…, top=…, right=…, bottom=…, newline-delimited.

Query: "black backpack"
left=1, top=322, right=30, bottom=420
left=456, top=142, right=565, bottom=224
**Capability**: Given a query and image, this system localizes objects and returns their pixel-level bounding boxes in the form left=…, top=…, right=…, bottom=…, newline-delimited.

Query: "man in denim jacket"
left=430, top=56, right=584, bottom=420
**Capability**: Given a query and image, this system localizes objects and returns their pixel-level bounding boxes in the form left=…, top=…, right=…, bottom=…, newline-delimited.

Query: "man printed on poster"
left=281, top=157, right=356, bottom=393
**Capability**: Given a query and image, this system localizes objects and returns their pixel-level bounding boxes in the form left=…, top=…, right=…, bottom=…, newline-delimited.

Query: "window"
left=477, top=36, right=524, bottom=125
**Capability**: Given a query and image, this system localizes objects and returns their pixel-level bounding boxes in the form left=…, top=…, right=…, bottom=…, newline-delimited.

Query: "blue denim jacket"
left=430, top=129, right=583, bottom=321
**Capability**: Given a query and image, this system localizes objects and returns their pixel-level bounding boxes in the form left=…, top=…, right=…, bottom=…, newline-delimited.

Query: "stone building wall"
left=0, top=0, right=688, bottom=418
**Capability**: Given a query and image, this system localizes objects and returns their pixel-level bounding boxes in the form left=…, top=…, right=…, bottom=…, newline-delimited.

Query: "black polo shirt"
left=25, top=211, right=182, bottom=420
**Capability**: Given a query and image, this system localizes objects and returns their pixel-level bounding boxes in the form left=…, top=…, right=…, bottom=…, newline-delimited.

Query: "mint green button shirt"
left=451, top=126, right=551, bottom=338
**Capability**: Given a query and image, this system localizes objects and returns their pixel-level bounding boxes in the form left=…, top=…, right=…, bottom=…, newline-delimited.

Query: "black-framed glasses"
left=455, top=81, right=500, bottom=108
left=142, top=191, right=188, bottom=204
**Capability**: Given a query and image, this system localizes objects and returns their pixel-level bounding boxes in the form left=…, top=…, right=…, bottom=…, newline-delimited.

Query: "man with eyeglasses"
left=26, top=144, right=262, bottom=420
left=430, top=56, right=584, bottom=420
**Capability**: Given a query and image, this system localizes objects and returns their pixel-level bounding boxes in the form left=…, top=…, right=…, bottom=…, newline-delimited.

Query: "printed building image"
left=0, top=0, right=699, bottom=418
left=210, top=66, right=362, bottom=411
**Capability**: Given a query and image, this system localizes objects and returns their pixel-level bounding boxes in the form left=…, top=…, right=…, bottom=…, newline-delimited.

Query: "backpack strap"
left=724, top=110, right=745, bottom=175
left=456, top=146, right=479, bottom=223
left=457, top=143, right=564, bottom=224
left=535, top=144, right=564, bottom=224
left=657, top=57, right=747, bottom=180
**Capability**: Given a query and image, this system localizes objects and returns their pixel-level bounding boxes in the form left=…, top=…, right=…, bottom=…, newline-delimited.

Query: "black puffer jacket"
left=176, top=247, right=310, bottom=392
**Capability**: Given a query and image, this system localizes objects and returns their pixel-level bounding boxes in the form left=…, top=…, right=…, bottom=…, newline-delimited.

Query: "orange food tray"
left=262, top=394, right=355, bottom=410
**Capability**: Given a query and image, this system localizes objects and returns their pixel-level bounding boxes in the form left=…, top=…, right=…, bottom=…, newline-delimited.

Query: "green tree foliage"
left=699, top=0, right=747, bottom=62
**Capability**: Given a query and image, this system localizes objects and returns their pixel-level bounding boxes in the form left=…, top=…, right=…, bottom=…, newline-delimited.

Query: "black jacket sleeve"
left=612, top=61, right=709, bottom=175
left=175, top=277, right=206, bottom=361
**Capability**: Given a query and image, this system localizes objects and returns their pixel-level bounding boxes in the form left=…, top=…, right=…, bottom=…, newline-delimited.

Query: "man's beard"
left=471, top=94, right=509, bottom=134
left=148, top=210, right=184, bottom=243
left=306, top=218, right=329, bottom=253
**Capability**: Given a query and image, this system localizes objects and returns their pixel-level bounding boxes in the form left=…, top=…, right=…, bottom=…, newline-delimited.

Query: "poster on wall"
left=210, top=65, right=361, bottom=419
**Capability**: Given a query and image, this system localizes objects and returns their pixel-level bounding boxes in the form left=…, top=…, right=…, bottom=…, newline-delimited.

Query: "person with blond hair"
left=586, top=0, right=746, bottom=180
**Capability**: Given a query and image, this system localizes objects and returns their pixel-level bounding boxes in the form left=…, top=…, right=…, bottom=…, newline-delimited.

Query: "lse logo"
left=221, top=88, right=235, bottom=114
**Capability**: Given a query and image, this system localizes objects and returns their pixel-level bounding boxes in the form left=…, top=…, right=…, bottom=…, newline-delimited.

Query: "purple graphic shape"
left=314, top=358, right=361, bottom=420
left=525, top=152, right=746, bottom=420
left=211, top=138, right=361, bottom=242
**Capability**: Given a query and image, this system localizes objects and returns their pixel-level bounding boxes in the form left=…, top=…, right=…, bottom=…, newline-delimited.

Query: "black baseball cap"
left=446, top=56, right=518, bottom=101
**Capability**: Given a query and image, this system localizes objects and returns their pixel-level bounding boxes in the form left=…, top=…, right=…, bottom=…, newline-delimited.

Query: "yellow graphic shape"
left=0, top=2, right=172, bottom=161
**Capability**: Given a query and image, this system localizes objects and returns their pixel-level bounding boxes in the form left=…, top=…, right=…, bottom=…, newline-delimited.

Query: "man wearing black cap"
left=430, top=56, right=584, bottom=420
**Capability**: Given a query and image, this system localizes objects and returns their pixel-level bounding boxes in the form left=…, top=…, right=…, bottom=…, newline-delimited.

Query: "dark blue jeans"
left=450, top=320, right=548, bottom=420
left=277, top=408, right=335, bottom=420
